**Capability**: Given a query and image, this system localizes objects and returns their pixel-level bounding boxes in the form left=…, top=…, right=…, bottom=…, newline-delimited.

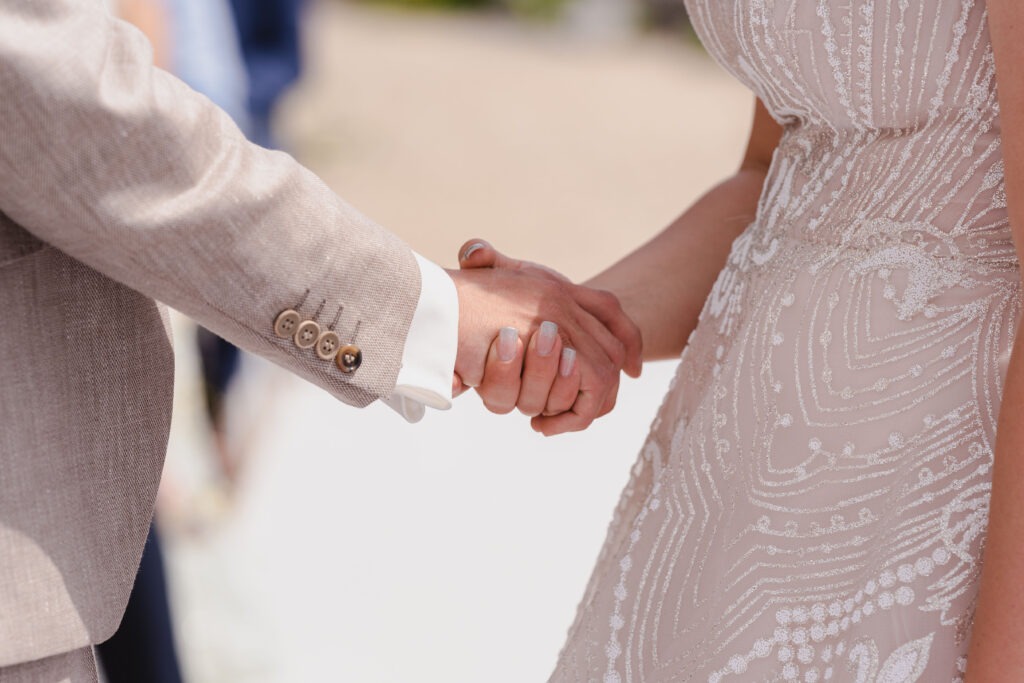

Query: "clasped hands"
left=446, top=240, right=642, bottom=435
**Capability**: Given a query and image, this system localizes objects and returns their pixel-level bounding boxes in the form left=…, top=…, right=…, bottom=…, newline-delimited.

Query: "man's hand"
left=448, top=239, right=642, bottom=435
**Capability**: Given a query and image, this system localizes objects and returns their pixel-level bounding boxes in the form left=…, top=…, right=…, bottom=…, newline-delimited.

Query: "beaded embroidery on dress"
left=549, top=1, right=1020, bottom=682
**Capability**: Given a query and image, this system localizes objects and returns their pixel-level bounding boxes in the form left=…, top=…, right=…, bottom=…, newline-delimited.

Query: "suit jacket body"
left=0, top=0, right=420, bottom=666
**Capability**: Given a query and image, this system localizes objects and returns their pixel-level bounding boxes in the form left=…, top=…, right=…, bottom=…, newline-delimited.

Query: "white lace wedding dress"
left=550, top=1, right=1019, bottom=681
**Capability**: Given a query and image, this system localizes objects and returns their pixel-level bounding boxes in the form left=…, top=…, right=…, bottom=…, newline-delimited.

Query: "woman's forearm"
left=585, top=167, right=767, bottom=361
left=965, top=3, right=1024, bottom=679
left=965, top=318, right=1024, bottom=681
left=117, top=0, right=169, bottom=69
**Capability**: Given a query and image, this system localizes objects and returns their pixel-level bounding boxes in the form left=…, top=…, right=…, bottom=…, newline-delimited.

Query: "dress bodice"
left=685, top=0, right=1014, bottom=268
left=685, top=1, right=993, bottom=133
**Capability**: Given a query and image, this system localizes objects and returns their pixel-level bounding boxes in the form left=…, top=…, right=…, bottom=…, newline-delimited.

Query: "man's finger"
left=572, top=285, right=643, bottom=378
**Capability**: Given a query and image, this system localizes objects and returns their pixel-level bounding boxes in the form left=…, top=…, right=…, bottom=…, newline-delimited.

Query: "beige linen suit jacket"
left=0, top=0, right=422, bottom=672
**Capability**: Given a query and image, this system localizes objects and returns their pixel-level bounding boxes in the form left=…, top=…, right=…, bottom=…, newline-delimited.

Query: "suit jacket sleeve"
left=0, top=0, right=420, bottom=407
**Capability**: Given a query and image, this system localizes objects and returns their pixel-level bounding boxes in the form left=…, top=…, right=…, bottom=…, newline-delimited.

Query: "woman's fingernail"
left=498, top=326, right=518, bottom=362
left=559, top=348, right=576, bottom=377
left=461, top=242, right=486, bottom=261
left=537, top=321, right=558, bottom=356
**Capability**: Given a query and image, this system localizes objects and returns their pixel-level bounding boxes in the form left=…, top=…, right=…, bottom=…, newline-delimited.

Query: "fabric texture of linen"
left=0, top=0, right=423, bottom=667
left=550, top=1, right=1020, bottom=681
left=0, top=646, right=98, bottom=683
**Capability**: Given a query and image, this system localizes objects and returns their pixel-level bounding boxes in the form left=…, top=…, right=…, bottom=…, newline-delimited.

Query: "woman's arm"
left=117, top=0, right=169, bottom=68
left=584, top=98, right=783, bottom=360
left=457, top=99, right=780, bottom=430
left=964, top=4, right=1024, bottom=680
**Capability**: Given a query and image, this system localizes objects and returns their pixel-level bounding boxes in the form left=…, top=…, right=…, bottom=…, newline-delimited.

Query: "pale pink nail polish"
left=498, top=327, right=518, bottom=362
left=560, top=348, right=576, bottom=377
left=537, top=321, right=558, bottom=356
left=461, top=242, right=486, bottom=261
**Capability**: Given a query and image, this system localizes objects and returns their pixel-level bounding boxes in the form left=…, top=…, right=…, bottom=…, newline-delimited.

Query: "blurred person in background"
left=193, top=0, right=308, bottom=487
left=94, top=524, right=182, bottom=683
left=119, top=0, right=291, bottom=490
left=171, top=0, right=307, bottom=487
left=228, top=0, right=305, bottom=150
left=165, top=0, right=250, bottom=128
left=164, top=0, right=253, bottom=486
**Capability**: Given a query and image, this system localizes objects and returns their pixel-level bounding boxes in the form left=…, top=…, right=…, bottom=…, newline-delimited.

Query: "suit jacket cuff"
left=381, top=252, right=459, bottom=422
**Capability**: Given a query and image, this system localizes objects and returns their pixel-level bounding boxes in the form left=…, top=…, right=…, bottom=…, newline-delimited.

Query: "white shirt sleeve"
left=378, top=252, right=459, bottom=422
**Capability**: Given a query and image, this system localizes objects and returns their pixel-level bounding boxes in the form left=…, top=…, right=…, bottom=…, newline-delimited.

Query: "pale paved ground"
left=158, top=2, right=750, bottom=682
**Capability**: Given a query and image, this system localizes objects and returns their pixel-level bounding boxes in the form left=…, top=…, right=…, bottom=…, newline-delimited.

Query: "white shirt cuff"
left=379, top=252, right=459, bottom=423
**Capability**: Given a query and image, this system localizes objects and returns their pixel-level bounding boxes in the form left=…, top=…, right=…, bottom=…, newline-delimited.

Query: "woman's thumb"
left=458, top=239, right=517, bottom=270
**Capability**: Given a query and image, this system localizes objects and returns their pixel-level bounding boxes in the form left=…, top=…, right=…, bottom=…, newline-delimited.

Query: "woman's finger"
left=531, top=404, right=591, bottom=435
left=543, top=347, right=581, bottom=416
left=531, top=329, right=616, bottom=435
left=475, top=326, right=524, bottom=415
left=571, top=300, right=629, bottom=381
left=516, top=321, right=563, bottom=417
left=458, top=239, right=499, bottom=269
left=458, top=238, right=570, bottom=283
left=531, top=369, right=600, bottom=435
left=572, top=285, right=643, bottom=378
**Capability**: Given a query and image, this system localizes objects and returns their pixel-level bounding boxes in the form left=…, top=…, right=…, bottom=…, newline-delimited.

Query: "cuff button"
left=294, top=320, right=321, bottom=349
left=315, top=331, right=341, bottom=360
left=336, top=344, right=362, bottom=373
left=274, top=310, right=301, bottom=338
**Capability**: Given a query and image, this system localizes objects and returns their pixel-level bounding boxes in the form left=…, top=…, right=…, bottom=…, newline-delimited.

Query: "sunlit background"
left=112, top=0, right=752, bottom=680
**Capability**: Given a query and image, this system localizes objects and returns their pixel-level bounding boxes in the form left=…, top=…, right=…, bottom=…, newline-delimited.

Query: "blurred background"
left=105, top=0, right=751, bottom=680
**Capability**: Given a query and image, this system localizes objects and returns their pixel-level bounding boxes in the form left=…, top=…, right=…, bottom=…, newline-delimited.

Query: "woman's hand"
left=453, top=239, right=640, bottom=434
left=469, top=321, right=582, bottom=433
left=458, top=239, right=643, bottom=379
